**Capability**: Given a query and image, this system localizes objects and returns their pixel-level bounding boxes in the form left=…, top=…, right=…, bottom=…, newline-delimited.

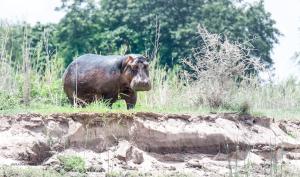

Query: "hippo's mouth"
left=131, top=82, right=151, bottom=91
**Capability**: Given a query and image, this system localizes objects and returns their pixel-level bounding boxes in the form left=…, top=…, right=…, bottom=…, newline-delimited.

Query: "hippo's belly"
left=76, top=71, right=121, bottom=98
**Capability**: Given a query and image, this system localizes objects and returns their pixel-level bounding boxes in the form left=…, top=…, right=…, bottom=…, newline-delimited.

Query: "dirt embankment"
left=0, top=112, right=300, bottom=176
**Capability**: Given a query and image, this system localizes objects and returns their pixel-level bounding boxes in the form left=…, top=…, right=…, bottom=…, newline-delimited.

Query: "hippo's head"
left=122, top=55, right=151, bottom=91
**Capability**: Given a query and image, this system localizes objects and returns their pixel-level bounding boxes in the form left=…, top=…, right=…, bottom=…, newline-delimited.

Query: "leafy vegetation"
left=58, top=155, right=86, bottom=173
left=0, top=92, right=19, bottom=110
left=0, top=166, right=63, bottom=177
left=1, top=0, right=280, bottom=68
left=56, top=0, right=279, bottom=67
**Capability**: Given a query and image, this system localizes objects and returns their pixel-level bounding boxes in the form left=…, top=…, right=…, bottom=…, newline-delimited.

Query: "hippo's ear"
left=121, top=56, right=134, bottom=71
left=125, top=56, right=134, bottom=64
left=124, top=56, right=134, bottom=66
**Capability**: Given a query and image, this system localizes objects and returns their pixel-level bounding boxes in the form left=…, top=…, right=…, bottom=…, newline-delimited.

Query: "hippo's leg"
left=102, top=93, right=118, bottom=109
left=120, top=90, right=137, bottom=109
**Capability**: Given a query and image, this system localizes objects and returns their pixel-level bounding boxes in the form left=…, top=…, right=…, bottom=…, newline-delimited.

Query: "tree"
left=56, top=0, right=280, bottom=68
left=55, top=0, right=101, bottom=66
left=0, top=22, right=57, bottom=71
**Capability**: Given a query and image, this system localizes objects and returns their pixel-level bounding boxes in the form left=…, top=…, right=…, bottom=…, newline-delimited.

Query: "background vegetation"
left=0, top=0, right=299, bottom=119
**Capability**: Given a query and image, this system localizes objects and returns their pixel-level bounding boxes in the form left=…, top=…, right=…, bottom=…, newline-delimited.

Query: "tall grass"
left=0, top=23, right=299, bottom=119
left=138, top=57, right=192, bottom=112
left=0, top=23, right=67, bottom=111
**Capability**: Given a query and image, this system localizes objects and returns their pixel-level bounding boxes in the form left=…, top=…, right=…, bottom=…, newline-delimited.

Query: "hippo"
left=63, top=54, right=151, bottom=109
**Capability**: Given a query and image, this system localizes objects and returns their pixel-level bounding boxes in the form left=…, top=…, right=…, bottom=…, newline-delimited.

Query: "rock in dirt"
left=186, top=159, right=203, bottom=169
left=114, top=140, right=144, bottom=164
left=132, top=149, right=144, bottom=164
left=87, top=164, right=105, bottom=172
left=115, top=140, right=133, bottom=162
left=286, top=152, right=300, bottom=160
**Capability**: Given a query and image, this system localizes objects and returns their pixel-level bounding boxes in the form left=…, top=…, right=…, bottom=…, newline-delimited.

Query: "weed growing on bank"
left=58, top=155, right=86, bottom=174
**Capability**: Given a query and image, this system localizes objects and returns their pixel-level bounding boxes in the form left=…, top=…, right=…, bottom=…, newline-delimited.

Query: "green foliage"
left=0, top=22, right=57, bottom=67
left=30, top=23, right=59, bottom=74
left=55, top=0, right=101, bottom=66
left=106, top=171, right=122, bottom=177
left=0, top=165, right=63, bottom=177
left=0, top=92, right=19, bottom=110
left=0, top=22, right=24, bottom=65
left=225, top=101, right=251, bottom=115
left=56, top=0, right=280, bottom=68
left=58, top=155, right=86, bottom=173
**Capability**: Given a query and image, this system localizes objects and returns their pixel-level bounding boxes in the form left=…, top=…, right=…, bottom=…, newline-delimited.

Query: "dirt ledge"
left=0, top=112, right=300, bottom=176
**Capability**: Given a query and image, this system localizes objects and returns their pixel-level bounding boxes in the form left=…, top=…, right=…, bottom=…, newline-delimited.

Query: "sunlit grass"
left=251, top=108, right=300, bottom=120
left=0, top=98, right=229, bottom=116
left=2, top=99, right=299, bottom=120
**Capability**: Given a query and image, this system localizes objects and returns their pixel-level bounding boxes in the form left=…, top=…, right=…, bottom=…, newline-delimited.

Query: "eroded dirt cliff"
left=0, top=112, right=300, bottom=176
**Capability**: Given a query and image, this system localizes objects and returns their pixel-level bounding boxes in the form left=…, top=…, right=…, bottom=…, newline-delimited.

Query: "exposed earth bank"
left=0, top=112, right=300, bottom=176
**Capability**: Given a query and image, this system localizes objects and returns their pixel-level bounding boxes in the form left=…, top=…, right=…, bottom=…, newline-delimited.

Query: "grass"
left=1, top=98, right=299, bottom=120
left=0, top=161, right=297, bottom=177
left=229, top=161, right=299, bottom=177
left=251, top=108, right=300, bottom=120
left=0, top=99, right=248, bottom=117
left=0, top=166, right=63, bottom=177
left=58, top=155, right=86, bottom=173
left=2, top=99, right=300, bottom=121
left=0, top=165, right=195, bottom=177
left=105, top=171, right=195, bottom=177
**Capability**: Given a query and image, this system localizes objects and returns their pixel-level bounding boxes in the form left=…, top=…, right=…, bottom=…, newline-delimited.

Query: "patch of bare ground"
left=0, top=112, right=300, bottom=176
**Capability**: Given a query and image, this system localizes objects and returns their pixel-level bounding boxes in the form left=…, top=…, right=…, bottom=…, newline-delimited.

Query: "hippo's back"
left=62, top=54, right=125, bottom=102
left=70, top=54, right=123, bottom=70
left=63, top=54, right=123, bottom=79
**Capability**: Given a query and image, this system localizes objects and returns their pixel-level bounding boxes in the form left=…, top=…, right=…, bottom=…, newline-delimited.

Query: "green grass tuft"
left=58, top=155, right=86, bottom=173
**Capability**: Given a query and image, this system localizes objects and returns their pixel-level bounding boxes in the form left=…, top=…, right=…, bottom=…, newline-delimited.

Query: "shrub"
left=0, top=92, right=19, bottom=110
left=182, top=26, right=265, bottom=108
left=58, top=155, right=86, bottom=173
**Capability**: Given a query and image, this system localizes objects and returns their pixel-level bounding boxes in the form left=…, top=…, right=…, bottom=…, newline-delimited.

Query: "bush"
left=58, top=155, right=86, bottom=173
left=182, top=26, right=265, bottom=108
left=0, top=92, right=19, bottom=110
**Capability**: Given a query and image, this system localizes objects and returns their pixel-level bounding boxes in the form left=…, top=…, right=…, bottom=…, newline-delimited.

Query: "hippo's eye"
left=131, top=65, right=138, bottom=71
left=130, top=65, right=138, bottom=74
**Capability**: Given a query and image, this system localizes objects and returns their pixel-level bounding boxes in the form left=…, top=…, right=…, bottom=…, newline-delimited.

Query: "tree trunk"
left=22, top=27, right=31, bottom=106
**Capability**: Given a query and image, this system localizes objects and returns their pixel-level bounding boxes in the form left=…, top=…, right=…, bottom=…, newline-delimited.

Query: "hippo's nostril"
left=142, top=79, right=150, bottom=85
left=144, top=82, right=150, bottom=87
